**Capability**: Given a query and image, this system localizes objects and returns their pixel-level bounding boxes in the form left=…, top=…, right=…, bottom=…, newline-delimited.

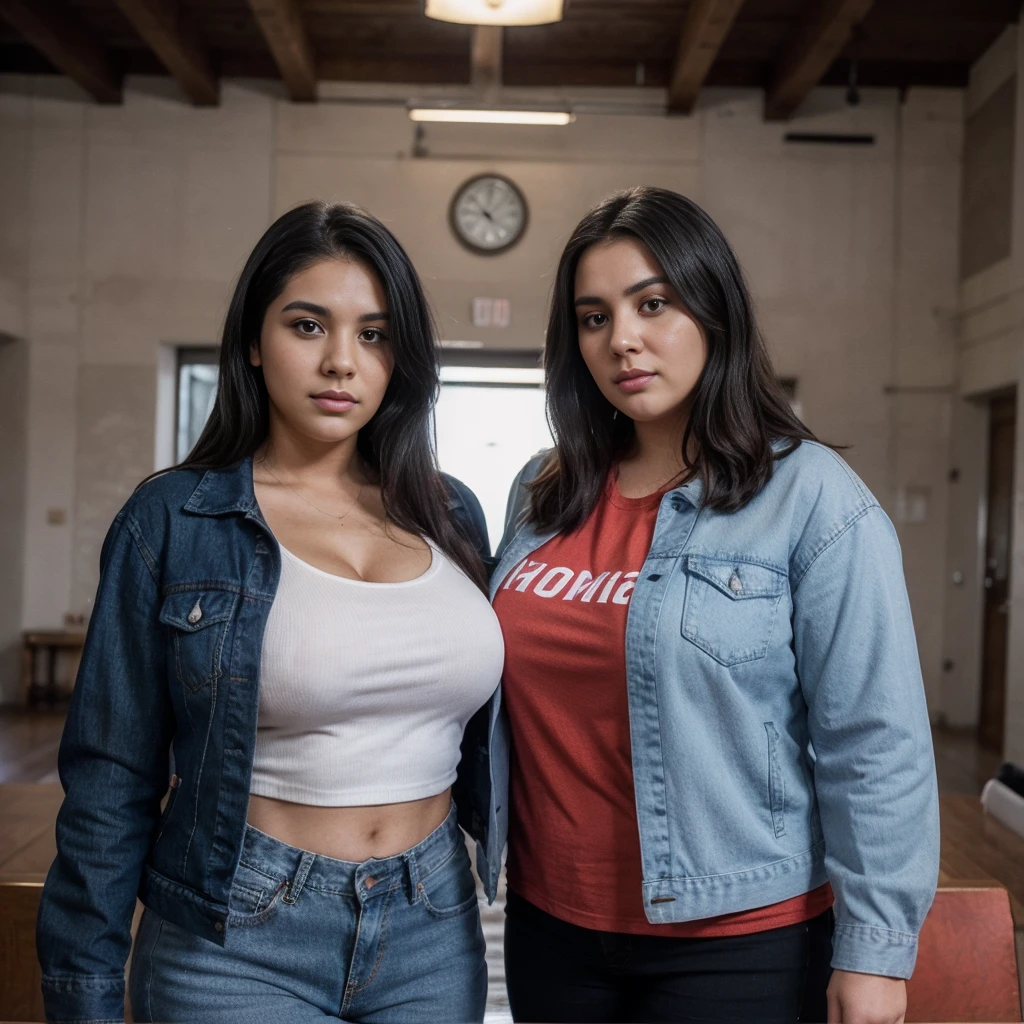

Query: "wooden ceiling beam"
left=111, top=0, right=217, bottom=105
left=765, top=0, right=876, bottom=120
left=245, top=0, right=316, bottom=102
left=668, top=0, right=747, bottom=114
left=0, top=0, right=121, bottom=103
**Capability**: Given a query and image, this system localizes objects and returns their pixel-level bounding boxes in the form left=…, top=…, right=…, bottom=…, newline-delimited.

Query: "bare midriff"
left=246, top=788, right=453, bottom=863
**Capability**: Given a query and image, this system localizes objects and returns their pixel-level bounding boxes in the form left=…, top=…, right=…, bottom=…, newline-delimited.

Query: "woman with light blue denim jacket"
left=488, top=187, right=939, bottom=1024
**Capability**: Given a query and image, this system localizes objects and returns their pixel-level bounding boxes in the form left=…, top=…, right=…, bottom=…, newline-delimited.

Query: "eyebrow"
left=281, top=300, right=331, bottom=318
left=281, top=301, right=389, bottom=323
left=625, top=275, right=670, bottom=296
left=574, top=275, right=671, bottom=307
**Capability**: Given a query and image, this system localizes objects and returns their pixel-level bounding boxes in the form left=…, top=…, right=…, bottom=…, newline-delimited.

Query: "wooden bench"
left=0, top=785, right=62, bottom=1023
left=3, top=784, right=1023, bottom=1022
left=5, top=881, right=1022, bottom=1023
left=0, top=881, right=44, bottom=1023
left=0, top=784, right=146, bottom=1022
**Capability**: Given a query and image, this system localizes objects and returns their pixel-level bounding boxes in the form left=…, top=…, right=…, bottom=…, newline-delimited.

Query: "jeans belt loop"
left=283, top=850, right=315, bottom=905
left=405, top=849, right=422, bottom=906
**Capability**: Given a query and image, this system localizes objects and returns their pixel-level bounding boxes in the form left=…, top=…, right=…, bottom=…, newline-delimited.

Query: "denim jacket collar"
left=183, top=458, right=259, bottom=517
left=670, top=476, right=702, bottom=508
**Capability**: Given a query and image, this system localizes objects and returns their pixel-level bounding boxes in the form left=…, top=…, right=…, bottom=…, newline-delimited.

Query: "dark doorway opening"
left=978, top=389, right=1016, bottom=754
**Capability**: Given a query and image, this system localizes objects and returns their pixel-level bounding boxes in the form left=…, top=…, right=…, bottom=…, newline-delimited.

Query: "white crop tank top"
left=250, top=541, right=504, bottom=806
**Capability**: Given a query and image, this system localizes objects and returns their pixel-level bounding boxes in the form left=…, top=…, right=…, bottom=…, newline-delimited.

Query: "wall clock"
left=449, top=173, right=528, bottom=255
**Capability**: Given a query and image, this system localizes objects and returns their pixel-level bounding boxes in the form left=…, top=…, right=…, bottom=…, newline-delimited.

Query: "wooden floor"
left=0, top=709, right=63, bottom=785
left=2, top=710, right=1022, bottom=1024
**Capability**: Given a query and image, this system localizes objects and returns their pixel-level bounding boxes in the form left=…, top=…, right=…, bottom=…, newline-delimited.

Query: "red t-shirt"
left=493, top=473, right=832, bottom=936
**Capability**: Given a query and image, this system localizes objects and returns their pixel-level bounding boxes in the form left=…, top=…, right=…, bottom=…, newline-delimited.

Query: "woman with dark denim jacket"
left=36, top=201, right=503, bottom=1024
left=489, top=187, right=939, bottom=1024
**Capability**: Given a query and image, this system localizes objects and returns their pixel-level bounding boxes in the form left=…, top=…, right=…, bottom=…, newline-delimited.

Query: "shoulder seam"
left=791, top=502, right=880, bottom=590
left=804, top=442, right=872, bottom=499
left=124, top=513, right=160, bottom=585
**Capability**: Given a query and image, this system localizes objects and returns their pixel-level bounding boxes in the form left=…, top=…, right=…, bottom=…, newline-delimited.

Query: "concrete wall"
left=0, top=336, right=29, bottom=698
left=0, top=73, right=963, bottom=711
left=941, top=24, right=1024, bottom=763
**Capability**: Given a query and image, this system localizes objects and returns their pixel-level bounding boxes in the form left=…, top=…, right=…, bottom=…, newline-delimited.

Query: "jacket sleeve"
left=36, top=504, right=173, bottom=1024
left=495, top=451, right=549, bottom=563
left=791, top=504, right=939, bottom=979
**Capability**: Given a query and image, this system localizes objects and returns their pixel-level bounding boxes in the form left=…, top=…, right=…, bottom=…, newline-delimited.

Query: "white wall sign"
left=472, top=297, right=512, bottom=328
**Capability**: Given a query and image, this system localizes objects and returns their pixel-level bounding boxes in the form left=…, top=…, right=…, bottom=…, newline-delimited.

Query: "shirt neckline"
left=278, top=540, right=441, bottom=588
left=605, top=468, right=678, bottom=511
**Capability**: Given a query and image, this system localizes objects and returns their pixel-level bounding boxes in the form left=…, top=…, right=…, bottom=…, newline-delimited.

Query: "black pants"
left=504, top=889, right=834, bottom=1024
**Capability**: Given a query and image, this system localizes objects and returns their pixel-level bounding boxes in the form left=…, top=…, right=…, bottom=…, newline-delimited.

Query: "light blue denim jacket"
left=485, top=440, right=939, bottom=979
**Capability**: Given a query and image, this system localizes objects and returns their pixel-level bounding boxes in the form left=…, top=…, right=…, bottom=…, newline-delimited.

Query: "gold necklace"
left=260, top=460, right=364, bottom=523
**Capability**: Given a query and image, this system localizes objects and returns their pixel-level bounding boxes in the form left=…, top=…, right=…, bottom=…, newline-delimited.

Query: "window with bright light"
left=176, top=348, right=218, bottom=463
left=433, top=360, right=552, bottom=552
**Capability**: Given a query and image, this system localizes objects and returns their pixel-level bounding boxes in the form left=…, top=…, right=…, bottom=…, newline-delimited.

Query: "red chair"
left=905, top=887, right=1022, bottom=1022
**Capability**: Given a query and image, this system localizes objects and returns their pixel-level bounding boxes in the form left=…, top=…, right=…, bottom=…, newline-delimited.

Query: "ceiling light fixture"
left=409, top=108, right=573, bottom=125
left=424, top=0, right=564, bottom=27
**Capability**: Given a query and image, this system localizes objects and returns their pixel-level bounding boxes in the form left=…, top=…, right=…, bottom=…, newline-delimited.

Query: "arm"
left=36, top=505, right=173, bottom=1024
left=792, top=504, right=939, bottom=984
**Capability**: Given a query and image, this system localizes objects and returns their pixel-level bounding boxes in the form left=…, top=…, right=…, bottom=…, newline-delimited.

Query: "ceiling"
left=0, top=0, right=1019, bottom=118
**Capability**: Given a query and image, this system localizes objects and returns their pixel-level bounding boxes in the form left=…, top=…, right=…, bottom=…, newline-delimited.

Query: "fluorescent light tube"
left=409, top=108, right=572, bottom=125
left=441, top=366, right=545, bottom=385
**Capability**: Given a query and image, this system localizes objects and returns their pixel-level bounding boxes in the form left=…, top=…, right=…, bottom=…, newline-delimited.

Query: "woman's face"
left=251, top=257, right=394, bottom=446
left=574, top=237, right=707, bottom=427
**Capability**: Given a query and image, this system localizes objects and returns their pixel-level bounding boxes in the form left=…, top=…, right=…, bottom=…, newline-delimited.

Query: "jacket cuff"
left=41, top=973, right=125, bottom=1023
left=830, top=923, right=919, bottom=979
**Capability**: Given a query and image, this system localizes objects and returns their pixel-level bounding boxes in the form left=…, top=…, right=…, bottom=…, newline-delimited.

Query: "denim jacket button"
left=187, top=600, right=203, bottom=625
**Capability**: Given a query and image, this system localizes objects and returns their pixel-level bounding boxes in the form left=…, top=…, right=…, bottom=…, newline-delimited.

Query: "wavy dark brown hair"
left=529, top=186, right=819, bottom=533
left=156, top=200, right=486, bottom=588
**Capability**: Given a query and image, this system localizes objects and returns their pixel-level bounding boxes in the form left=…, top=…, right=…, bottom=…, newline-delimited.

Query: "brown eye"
left=582, top=312, right=608, bottom=328
left=640, top=298, right=666, bottom=314
left=293, top=318, right=322, bottom=336
left=360, top=328, right=388, bottom=344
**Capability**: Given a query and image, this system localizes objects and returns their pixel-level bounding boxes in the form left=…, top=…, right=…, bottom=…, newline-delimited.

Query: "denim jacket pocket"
left=159, top=589, right=238, bottom=693
left=681, top=556, right=786, bottom=667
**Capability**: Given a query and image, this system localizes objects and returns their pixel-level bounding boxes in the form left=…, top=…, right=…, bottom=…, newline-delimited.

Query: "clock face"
left=450, top=174, right=528, bottom=254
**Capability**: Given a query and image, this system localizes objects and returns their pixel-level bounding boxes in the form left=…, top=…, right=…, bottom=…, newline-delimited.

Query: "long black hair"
left=530, top=185, right=819, bottom=533
left=170, top=200, right=486, bottom=588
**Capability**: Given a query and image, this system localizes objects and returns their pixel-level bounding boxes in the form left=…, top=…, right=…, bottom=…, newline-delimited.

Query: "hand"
left=826, top=969, right=906, bottom=1024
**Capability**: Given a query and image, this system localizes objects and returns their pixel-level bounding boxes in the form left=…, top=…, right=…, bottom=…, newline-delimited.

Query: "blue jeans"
left=129, top=805, right=487, bottom=1022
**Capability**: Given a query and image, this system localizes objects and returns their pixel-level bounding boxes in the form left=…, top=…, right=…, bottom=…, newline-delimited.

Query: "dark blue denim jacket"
left=35, top=459, right=498, bottom=1024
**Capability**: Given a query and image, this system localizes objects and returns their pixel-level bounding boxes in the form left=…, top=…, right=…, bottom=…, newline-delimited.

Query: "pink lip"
left=312, top=391, right=357, bottom=412
left=616, top=373, right=656, bottom=392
